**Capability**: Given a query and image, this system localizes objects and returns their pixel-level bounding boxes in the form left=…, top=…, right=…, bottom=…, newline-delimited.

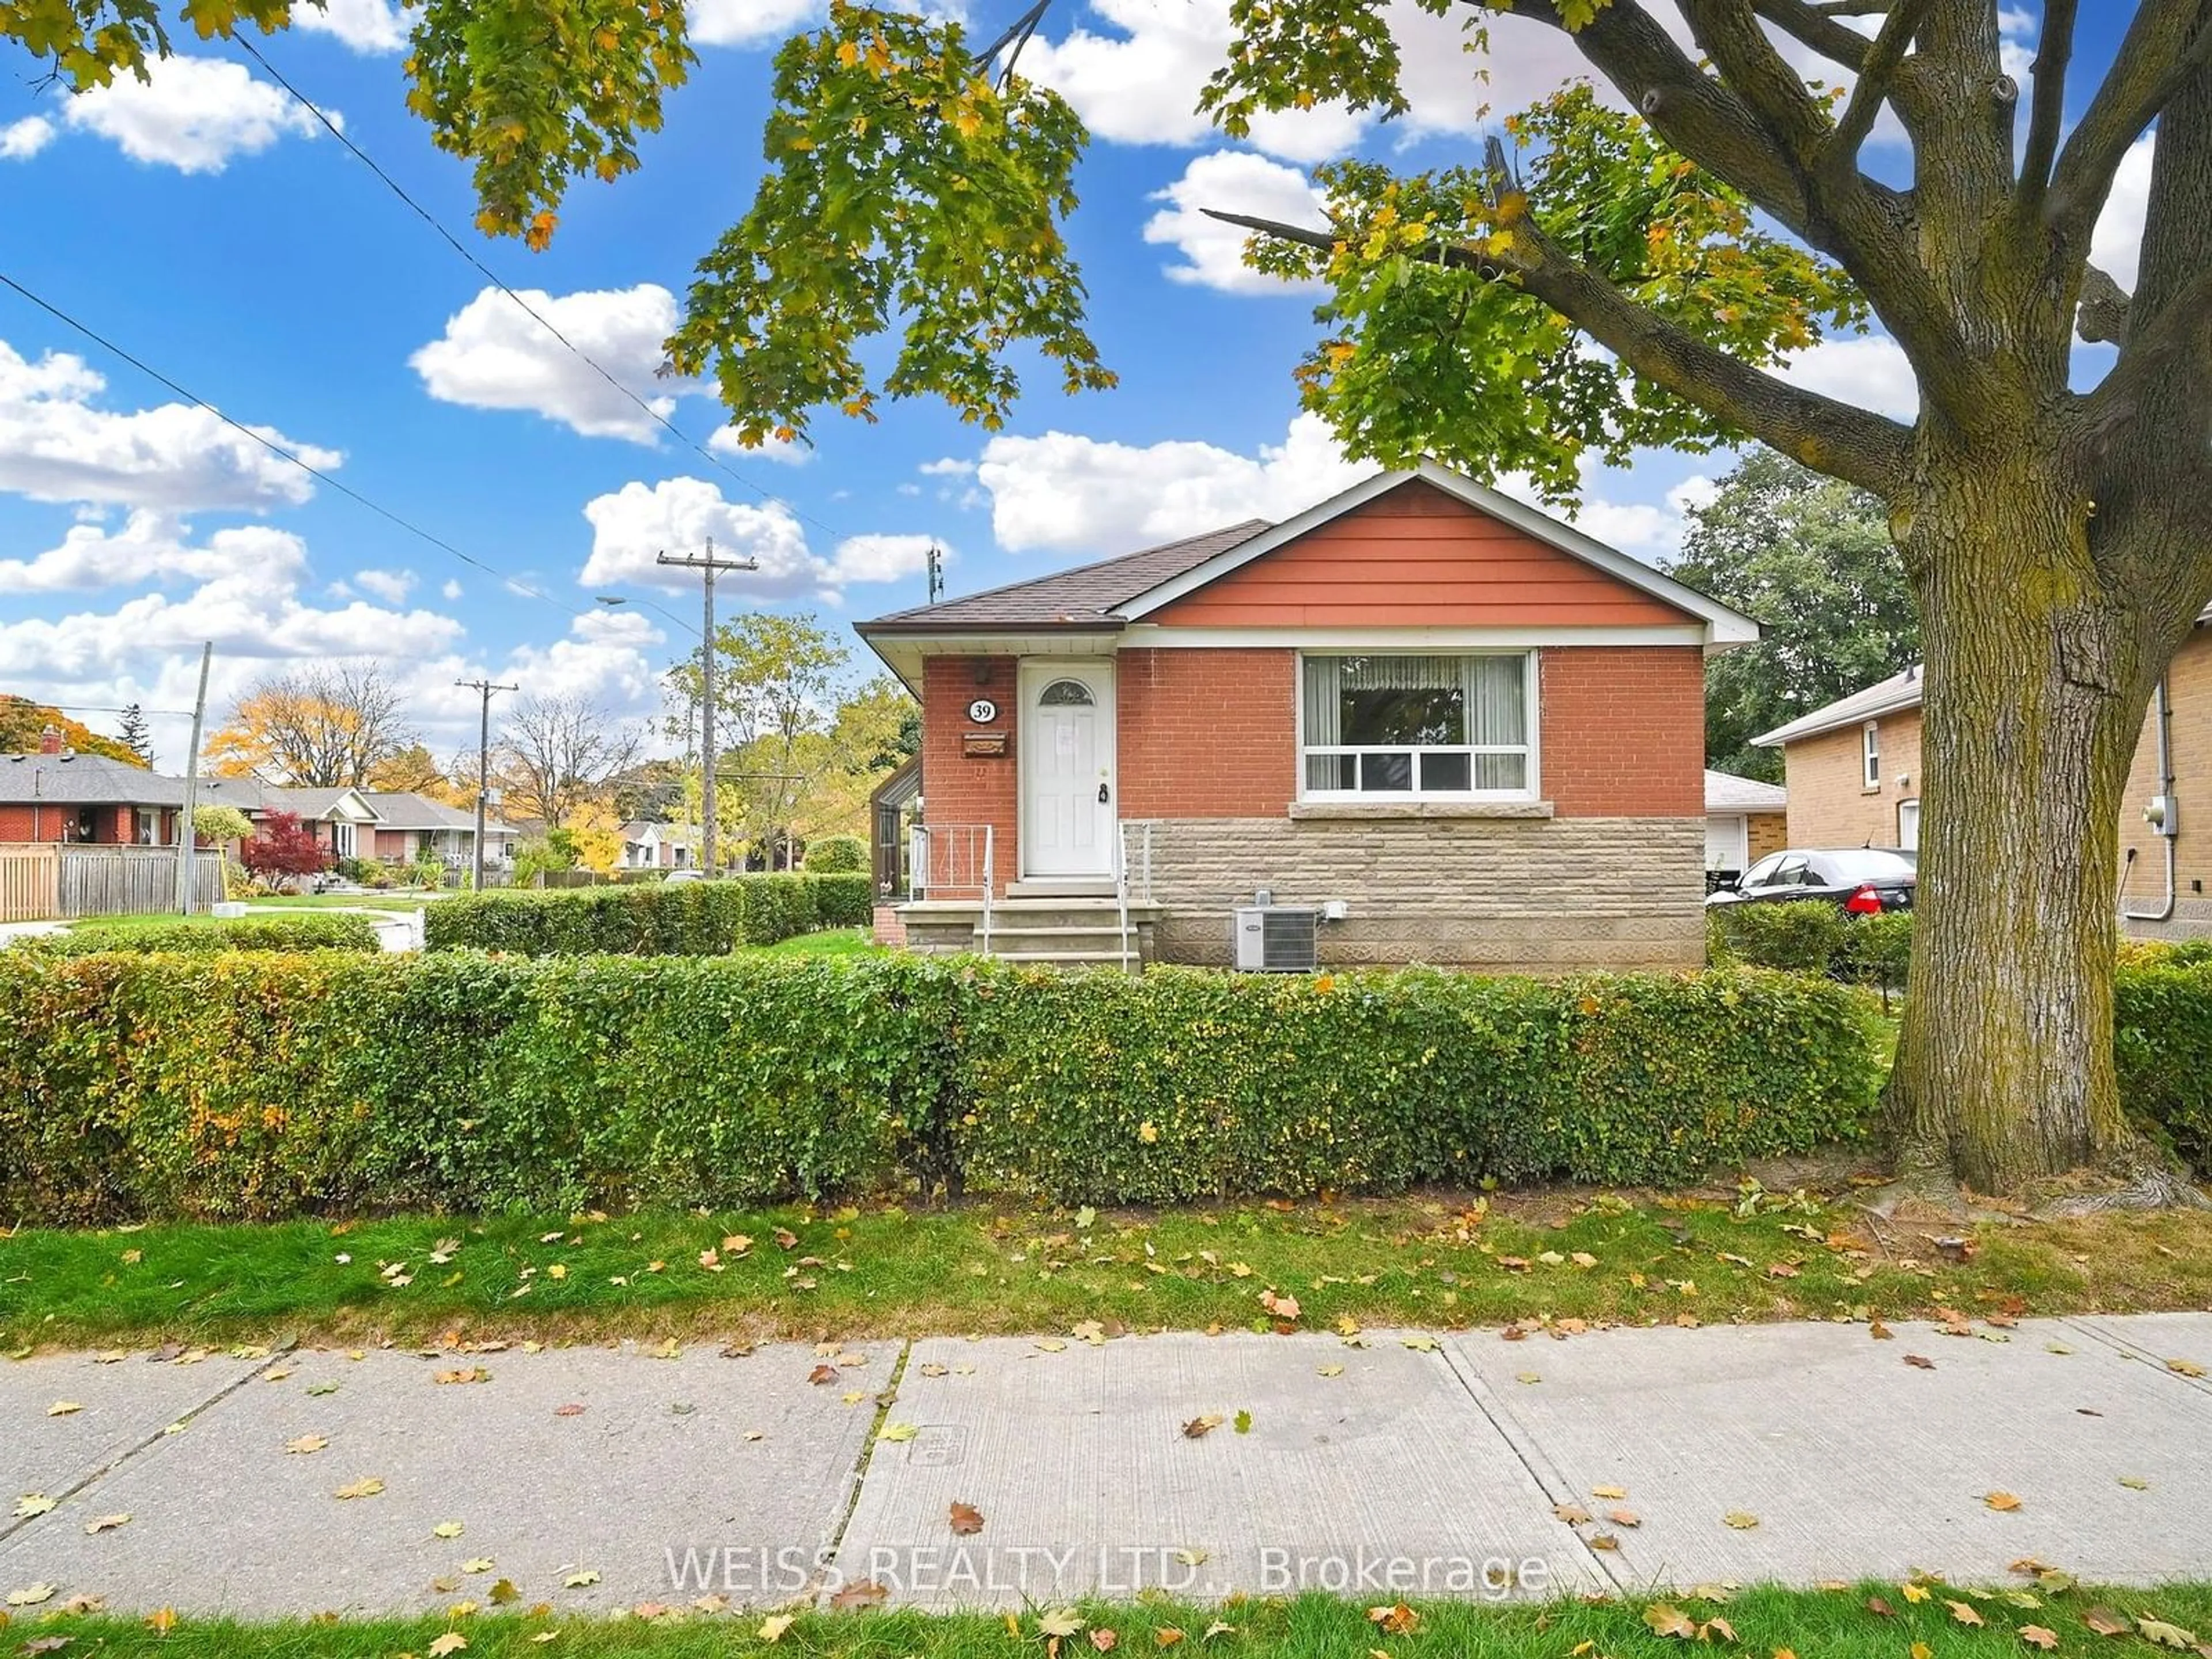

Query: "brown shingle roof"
left=859, top=520, right=1270, bottom=633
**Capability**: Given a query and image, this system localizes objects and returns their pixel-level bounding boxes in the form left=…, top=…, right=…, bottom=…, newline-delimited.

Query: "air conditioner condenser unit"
left=1233, top=906, right=1319, bottom=972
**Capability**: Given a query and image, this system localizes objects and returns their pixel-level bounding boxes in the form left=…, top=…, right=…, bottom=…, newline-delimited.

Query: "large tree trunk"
left=1884, top=451, right=2161, bottom=1193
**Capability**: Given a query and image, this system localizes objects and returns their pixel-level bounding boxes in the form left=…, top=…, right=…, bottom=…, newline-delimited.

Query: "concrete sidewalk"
left=3, top=1313, right=2209, bottom=1618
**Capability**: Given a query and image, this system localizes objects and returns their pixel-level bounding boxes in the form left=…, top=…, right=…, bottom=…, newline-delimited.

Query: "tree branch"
left=1827, top=0, right=1934, bottom=169
left=2046, top=0, right=2212, bottom=248
left=1745, top=0, right=1872, bottom=74
left=2014, top=0, right=2077, bottom=215
left=1679, top=0, right=1834, bottom=158
left=1202, top=205, right=1914, bottom=500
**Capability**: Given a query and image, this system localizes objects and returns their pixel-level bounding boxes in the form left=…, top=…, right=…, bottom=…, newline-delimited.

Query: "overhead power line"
left=235, top=36, right=850, bottom=546
left=0, top=268, right=697, bottom=643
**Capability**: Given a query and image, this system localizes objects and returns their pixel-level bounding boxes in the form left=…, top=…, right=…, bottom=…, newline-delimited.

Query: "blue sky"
left=0, top=1, right=2147, bottom=768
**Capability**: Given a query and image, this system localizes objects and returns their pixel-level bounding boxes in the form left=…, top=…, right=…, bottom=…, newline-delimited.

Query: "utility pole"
left=456, top=676, right=517, bottom=890
left=655, top=537, right=757, bottom=876
left=174, top=641, right=212, bottom=915
left=927, top=545, right=945, bottom=605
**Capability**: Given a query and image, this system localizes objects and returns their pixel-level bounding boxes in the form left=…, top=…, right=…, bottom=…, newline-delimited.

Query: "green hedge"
left=2116, top=957, right=2212, bottom=1175
left=1707, top=904, right=1913, bottom=992
left=422, top=872, right=872, bottom=955
left=34, top=912, right=381, bottom=957
left=0, top=953, right=1881, bottom=1222
left=805, top=834, right=868, bottom=873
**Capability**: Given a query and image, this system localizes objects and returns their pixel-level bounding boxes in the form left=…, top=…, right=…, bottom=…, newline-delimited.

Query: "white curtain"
left=1301, top=655, right=1527, bottom=746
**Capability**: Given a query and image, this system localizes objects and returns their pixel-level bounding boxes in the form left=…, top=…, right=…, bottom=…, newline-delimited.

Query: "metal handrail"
left=909, top=823, right=996, bottom=954
left=1114, top=819, right=1158, bottom=970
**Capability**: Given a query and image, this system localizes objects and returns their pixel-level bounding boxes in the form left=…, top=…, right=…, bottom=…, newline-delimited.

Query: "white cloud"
left=410, top=284, right=686, bottom=442
left=1144, top=151, right=1325, bottom=294
left=581, top=476, right=940, bottom=602
left=0, top=558, right=464, bottom=682
left=832, top=533, right=938, bottom=585
left=707, top=423, right=811, bottom=465
left=690, top=0, right=825, bottom=46
left=1, top=116, right=53, bottom=160
left=1778, top=333, right=1919, bottom=421
left=63, top=56, right=329, bottom=173
left=918, top=457, right=976, bottom=478
left=442, top=578, right=464, bottom=601
left=0, top=512, right=305, bottom=593
left=582, top=478, right=823, bottom=598
left=0, top=339, right=342, bottom=512
left=968, top=412, right=1369, bottom=555
left=2091, top=133, right=2155, bottom=292
left=1013, top=0, right=1361, bottom=163
left=294, top=0, right=408, bottom=52
left=497, top=604, right=666, bottom=710
left=354, top=567, right=416, bottom=604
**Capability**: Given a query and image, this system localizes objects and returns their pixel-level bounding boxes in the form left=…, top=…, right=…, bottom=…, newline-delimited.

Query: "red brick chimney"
left=37, top=723, right=62, bottom=755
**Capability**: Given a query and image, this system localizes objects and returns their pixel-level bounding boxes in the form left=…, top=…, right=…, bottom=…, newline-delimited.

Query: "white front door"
left=1021, top=660, right=1116, bottom=877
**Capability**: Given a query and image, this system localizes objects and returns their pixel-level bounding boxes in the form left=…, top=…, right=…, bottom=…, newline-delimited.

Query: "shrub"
left=240, top=810, right=330, bottom=885
left=957, top=965, right=1880, bottom=1201
left=422, top=873, right=862, bottom=955
left=1708, top=903, right=1914, bottom=995
left=809, top=873, right=874, bottom=928
left=0, top=956, right=1880, bottom=1222
left=2116, top=957, right=2212, bottom=1175
left=36, top=912, right=381, bottom=957
left=805, top=834, right=868, bottom=873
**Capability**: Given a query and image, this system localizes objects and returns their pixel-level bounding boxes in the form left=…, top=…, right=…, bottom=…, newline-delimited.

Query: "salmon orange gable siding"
left=1147, top=478, right=1698, bottom=629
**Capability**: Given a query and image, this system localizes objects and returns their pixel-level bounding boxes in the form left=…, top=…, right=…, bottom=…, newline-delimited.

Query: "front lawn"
left=17, top=1583, right=2212, bottom=1659
left=7, top=1181, right=2212, bottom=1353
left=756, top=925, right=882, bottom=956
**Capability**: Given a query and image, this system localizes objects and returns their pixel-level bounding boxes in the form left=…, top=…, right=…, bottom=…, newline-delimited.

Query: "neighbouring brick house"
left=857, top=464, right=1758, bottom=969
left=1705, top=769, right=1788, bottom=883
left=363, top=791, right=518, bottom=872
left=0, top=726, right=184, bottom=843
left=1755, top=610, right=2212, bottom=938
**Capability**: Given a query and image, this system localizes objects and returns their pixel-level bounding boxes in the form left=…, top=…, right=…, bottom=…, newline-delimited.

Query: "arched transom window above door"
left=1038, top=678, right=1096, bottom=707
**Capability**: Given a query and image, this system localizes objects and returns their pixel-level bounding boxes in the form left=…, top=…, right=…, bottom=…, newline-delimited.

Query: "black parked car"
left=1706, top=847, right=1918, bottom=914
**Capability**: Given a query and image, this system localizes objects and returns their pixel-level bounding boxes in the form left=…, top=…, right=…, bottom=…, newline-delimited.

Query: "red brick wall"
left=919, top=655, right=1020, bottom=895
left=1539, top=646, right=1706, bottom=817
left=0, top=803, right=171, bottom=843
left=1118, top=648, right=1296, bottom=819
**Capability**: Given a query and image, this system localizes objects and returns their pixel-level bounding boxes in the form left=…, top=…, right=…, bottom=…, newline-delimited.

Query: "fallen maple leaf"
left=831, top=1579, right=888, bottom=1610
left=145, top=1608, right=177, bottom=1634
left=433, top=1368, right=491, bottom=1385
left=1645, top=1603, right=1698, bottom=1639
left=950, top=1501, right=986, bottom=1536
left=2020, top=1628, right=2061, bottom=1651
left=1259, top=1289, right=1301, bottom=1321
left=2084, top=1608, right=2133, bottom=1637
left=1607, top=1508, right=1642, bottom=1528
left=1156, top=1629, right=1186, bottom=1648
left=1867, top=1597, right=1895, bottom=1618
left=1949, top=1601, right=1986, bottom=1628
left=2165, top=1358, right=2206, bottom=1378
left=1702, top=1618, right=1737, bottom=1642
left=877, top=1422, right=918, bottom=1443
left=1905, top=1354, right=1937, bottom=1370
left=1092, top=1631, right=1120, bottom=1652
left=333, top=1478, right=385, bottom=1500
left=82, top=1513, right=131, bottom=1533
left=1183, top=1414, right=1225, bottom=1438
left=562, top=1569, right=600, bottom=1589
left=759, top=1613, right=796, bottom=1642
left=1554, top=1503, right=1593, bottom=1525
left=12, top=1494, right=54, bottom=1518
left=1040, top=1609, right=1085, bottom=1638
left=1722, top=1512, right=1760, bottom=1530
left=7, top=1583, right=57, bottom=1607
left=809, top=1364, right=839, bottom=1385
left=45, top=1402, right=80, bottom=1417
left=1368, top=1604, right=1419, bottom=1635
left=2139, top=1619, right=2199, bottom=1650
left=1902, top=1584, right=1933, bottom=1605
left=429, top=1634, right=469, bottom=1657
left=1592, top=1484, right=1628, bottom=1499
left=1985, top=1491, right=2024, bottom=1512
left=1869, top=1320, right=1895, bottom=1340
left=285, top=1434, right=328, bottom=1455
left=433, top=1520, right=466, bottom=1539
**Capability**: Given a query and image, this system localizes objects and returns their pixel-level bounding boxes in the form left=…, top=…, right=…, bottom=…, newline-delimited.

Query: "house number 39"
left=967, top=698, right=998, bottom=723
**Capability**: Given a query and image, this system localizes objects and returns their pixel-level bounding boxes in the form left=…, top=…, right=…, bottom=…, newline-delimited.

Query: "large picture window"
left=1301, top=653, right=1534, bottom=798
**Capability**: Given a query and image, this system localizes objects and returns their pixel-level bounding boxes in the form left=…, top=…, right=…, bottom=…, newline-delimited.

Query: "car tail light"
left=1844, top=884, right=1884, bottom=915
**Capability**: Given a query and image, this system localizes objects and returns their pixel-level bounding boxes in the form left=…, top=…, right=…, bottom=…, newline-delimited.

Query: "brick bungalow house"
left=0, top=726, right=184, bottom=843
left=1705, top=769, right=1789, bottom=882
left=857, top=464, right=1758, bottom=968
left=1755, top=609, right=2212, bottom=938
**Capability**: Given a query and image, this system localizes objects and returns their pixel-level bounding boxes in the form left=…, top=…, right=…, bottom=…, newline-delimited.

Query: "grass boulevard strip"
left=9, top=1582, right=2212, bottom=1657
left=6, top=1181, right=2212, bottom=1353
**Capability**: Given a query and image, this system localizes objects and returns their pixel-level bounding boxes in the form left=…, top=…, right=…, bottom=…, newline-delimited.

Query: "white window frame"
left=1296, top=649, right=1540, bottom=803
left=1862, top=720, right=1881, bottom=791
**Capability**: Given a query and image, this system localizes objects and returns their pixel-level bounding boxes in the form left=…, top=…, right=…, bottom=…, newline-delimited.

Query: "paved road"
left=3, top=1313, right=2209, bottom=1617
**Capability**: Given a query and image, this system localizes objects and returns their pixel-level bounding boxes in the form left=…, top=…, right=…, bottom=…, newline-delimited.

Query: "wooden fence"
left=0, top=845, right=224, bottom=922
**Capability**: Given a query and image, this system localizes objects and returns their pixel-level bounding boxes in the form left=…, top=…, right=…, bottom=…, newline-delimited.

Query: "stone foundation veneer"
left=1138, top=814, right=1706, bottom=970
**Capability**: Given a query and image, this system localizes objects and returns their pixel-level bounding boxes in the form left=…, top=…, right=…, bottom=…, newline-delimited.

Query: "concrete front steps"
left=897, top=895, right=1160, bottom=970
